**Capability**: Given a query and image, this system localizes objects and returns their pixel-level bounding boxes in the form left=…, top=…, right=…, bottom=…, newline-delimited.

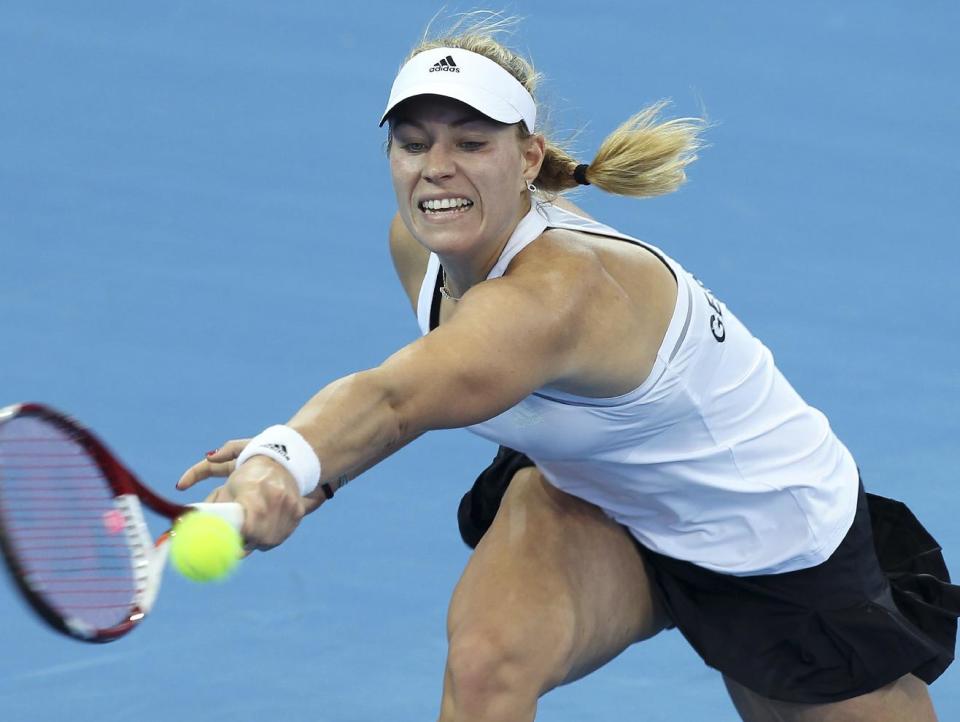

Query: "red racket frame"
left=0, top=402, right=191, bottom=642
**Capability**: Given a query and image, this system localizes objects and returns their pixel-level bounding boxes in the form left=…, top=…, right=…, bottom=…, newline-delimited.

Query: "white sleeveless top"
left=416, top=202, right=859, bottom=576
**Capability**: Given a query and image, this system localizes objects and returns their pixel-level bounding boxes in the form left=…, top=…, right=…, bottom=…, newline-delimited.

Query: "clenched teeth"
left=419, top=197, right=474, bottom=213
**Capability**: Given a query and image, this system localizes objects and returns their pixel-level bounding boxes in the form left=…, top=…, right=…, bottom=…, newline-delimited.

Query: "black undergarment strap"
left=430, top=265, right=443, bottom=331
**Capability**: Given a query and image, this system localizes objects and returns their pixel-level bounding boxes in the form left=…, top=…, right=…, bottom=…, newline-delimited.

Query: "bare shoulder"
left=498, top=219, right=677, bottom=397
left=532, top=222, right=677, bottom=322
left=508, top=226, right=607, bottom=296
left=389, top=213, right=430, bottom=311
left=504, top=227, right=623, bottom=325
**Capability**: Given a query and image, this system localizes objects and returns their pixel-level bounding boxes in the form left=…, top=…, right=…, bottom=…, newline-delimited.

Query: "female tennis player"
left=177, top=16, right=957, bottom=722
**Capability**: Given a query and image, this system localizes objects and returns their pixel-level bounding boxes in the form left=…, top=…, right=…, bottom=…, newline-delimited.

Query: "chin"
left=425, top=236, right=480, bottom=257
left=412, top=218, right=481, bottom=254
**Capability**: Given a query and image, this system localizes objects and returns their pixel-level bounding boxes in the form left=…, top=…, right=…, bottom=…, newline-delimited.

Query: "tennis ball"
left=170, top=511, right=243, bottom=582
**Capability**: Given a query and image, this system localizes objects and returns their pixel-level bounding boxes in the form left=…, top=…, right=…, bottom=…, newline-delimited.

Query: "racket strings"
left=0, top=416, right=138, bottom=629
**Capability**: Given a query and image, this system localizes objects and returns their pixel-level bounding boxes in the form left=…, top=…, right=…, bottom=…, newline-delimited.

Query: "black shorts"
left=457, top=446, right=960, bottom=704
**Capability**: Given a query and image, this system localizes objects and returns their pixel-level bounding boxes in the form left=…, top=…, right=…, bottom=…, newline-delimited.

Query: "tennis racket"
left=0, top=402, right=244, bottom=643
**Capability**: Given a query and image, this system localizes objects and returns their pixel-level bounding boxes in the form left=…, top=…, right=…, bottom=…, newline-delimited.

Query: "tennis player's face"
left=389, top=97, right=540, bottom=261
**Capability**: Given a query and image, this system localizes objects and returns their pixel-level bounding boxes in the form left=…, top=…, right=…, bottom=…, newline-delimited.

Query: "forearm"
left=286, top=368, right=419, bottom=493
left=176, top=364, right=424, bottom=536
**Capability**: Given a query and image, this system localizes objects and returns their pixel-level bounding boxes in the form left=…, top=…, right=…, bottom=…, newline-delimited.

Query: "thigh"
left=447, top=466, right=669, bottom=690
left=724, top=674, right=938, bottom=722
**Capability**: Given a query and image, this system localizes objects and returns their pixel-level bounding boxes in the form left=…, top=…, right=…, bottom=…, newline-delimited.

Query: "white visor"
left=380, top=47, right=536, bottom=132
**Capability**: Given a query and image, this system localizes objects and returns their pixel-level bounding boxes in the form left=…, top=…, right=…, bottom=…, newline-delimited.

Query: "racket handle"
left=187, top=502, right=245, bottom=532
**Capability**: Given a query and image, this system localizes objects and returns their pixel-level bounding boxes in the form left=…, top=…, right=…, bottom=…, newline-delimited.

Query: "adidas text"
left=430, top=56, right=459, bottom=73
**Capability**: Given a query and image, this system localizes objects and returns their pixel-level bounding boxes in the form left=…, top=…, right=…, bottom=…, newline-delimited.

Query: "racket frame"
left=0, top=402, right=204, bottom=642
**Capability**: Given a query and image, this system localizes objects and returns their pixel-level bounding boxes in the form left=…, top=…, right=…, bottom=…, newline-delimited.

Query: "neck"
left=438, top=195, right=533, bottom=300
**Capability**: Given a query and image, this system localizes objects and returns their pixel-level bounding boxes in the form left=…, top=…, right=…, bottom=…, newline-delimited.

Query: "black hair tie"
left=573, top=163, right=591, bottom=186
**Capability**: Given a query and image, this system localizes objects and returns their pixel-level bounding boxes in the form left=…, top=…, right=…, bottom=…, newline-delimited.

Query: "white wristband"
left=235, top=425, right=322, bottom=496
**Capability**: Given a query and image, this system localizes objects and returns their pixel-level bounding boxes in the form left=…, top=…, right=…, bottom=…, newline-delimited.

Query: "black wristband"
left=573, top=163, right=591, bottom=186
left=321, top=482, right=335, bottom=500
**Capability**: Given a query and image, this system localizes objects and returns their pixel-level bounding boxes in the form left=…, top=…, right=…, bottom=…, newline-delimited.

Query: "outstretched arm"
left=176, top=259, right=595, bottom=550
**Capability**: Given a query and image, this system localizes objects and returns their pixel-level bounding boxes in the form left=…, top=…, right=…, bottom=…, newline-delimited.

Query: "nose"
left=422, top=143, right=456, bottom=183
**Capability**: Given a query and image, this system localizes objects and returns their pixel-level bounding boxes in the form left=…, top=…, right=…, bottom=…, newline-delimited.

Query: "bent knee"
left=446, top=623, right=574, bottom=704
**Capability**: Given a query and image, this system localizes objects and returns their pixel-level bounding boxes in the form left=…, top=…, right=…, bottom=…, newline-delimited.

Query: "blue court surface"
left=1, top=2, right=958, bottom=720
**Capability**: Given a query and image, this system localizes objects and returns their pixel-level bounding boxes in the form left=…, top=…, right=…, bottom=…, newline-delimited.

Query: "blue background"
left=1, top=2, right=957, bottom=720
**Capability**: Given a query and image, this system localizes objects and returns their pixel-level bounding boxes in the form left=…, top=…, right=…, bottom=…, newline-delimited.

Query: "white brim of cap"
left=379, top=81, right=526, bottom=127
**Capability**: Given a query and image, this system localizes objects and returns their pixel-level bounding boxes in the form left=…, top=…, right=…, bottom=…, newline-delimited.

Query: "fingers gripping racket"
left=0, top=402, right=244, bottom=643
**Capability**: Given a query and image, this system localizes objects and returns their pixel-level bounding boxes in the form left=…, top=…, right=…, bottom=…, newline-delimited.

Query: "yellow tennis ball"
left=170, top=511, right=243, bottom=582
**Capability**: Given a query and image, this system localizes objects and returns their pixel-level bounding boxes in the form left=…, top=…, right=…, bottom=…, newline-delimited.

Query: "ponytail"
left=535, top=101, right=706, bottom=198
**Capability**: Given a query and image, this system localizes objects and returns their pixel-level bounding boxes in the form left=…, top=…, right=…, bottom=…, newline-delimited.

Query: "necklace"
left=439, top=267, right=463, bottom=302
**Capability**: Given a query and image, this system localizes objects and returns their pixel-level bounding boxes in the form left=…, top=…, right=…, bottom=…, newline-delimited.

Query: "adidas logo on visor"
left=429, top=55, right=459, bottom=73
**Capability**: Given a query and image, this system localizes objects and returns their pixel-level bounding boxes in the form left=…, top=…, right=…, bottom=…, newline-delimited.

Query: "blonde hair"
left=404, top=11, right=705, bottom=198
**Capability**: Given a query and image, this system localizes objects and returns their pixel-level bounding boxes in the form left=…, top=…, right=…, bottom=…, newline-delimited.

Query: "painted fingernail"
left=206, top=449, right=218, bottom=457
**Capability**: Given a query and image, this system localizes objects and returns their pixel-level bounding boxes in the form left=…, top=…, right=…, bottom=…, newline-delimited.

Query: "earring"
left=527, top=181, right=538, bottom=193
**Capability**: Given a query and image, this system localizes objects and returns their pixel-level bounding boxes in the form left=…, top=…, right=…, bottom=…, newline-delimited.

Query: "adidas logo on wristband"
left=236, top=425, right=322, bottom=496
left=263, top=443, right=289, bottom=461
